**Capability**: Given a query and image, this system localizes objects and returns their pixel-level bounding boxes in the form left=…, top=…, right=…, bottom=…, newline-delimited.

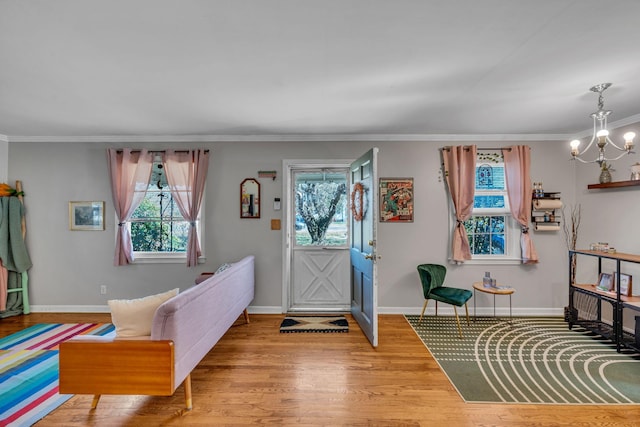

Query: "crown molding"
left=6, top=133, right=572, bottom=143
left=8, top=116, right=639, bottom=144
left=8, top=111, right=639, bottom=143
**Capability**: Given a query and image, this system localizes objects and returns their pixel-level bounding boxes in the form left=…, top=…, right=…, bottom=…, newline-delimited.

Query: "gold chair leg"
left=464, top=303, right=470, bottom=325
left=419, top=299, right=429, bottom=323
left=453, top=306, right=463, bottom=339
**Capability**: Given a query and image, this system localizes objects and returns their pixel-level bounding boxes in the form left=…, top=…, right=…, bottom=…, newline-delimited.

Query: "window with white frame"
left=460, top=156, right=520, bottom=262
left=129, top=159, right=202, bottom=260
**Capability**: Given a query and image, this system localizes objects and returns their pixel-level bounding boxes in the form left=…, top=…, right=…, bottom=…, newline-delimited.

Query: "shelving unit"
left=568, top=249, right=640, bottom=352
left=531, top=191, right=561, bottom=231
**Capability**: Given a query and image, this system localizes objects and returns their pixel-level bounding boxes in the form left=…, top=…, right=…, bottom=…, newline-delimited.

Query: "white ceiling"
left=2, top=0, right=640, bottom=141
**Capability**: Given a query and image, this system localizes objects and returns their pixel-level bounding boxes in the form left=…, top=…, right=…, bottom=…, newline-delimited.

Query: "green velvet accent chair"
left=417, top=263, right=473, bottom=339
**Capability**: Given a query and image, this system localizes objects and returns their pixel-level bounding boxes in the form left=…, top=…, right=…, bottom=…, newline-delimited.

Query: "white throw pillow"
left=108, top=288, right=179, bottom=337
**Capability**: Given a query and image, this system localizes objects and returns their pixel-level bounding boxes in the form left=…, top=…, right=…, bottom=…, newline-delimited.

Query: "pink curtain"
left=107, top=148, right=153, bottom=266
left=442, top=145, right=477, bottom=262
left=163, top=149, right=210, bottom=267
left=503, top=145, right=538, bottom=264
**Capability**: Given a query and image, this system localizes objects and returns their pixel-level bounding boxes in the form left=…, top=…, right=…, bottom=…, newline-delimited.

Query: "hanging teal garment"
left=0, top=196, right=32, bottom=317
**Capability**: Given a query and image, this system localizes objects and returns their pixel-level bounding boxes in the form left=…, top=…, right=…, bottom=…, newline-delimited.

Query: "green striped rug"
left=405, top=315, right=640, bottom=404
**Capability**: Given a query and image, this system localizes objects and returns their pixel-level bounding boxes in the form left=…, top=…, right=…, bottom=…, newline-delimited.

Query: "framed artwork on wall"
left=379, top=178, right=414, bottom=223
left=69, top=201, right=105, bottom=231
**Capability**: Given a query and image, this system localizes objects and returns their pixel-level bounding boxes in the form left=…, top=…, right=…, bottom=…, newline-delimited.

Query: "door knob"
left=364, top=253, right=374, bottom=260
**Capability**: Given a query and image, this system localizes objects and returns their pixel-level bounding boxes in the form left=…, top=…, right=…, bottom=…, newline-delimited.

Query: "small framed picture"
left=69, top=201, right=105, bottom=231
left=596, top=272, right=613, bottom=292
left=379, top=178, right=414, bottom=222
left=614, top=272, right=633, bottom=297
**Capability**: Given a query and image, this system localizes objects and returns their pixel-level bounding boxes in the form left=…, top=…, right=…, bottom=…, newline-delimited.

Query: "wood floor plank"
left=1, top=313, right=638, bottom=426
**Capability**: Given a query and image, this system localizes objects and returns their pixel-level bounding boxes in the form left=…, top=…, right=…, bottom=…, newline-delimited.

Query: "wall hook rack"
left=258, top=170, right=277, bottom=181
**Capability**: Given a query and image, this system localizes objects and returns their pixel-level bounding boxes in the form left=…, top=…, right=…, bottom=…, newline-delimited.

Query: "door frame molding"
left=281, top=159, right=354, bottom=313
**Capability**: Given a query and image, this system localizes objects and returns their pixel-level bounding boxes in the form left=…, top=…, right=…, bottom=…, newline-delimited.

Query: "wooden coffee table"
left=472, top=282, right=515, bottom=322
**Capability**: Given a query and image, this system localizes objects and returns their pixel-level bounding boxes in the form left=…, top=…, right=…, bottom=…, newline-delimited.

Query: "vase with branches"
left=562, top=204, right=581, bottom=285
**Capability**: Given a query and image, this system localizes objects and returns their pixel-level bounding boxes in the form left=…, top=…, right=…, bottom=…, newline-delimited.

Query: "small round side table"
left=472, top=282, right=515, bottom=322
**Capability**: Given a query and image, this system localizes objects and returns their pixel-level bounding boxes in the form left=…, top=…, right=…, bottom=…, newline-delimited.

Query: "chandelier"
left=569, top=83, right=636, bottom=165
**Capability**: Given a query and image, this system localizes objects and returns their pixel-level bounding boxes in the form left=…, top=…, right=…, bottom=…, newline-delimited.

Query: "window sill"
left=450, top=257, right=523, bottom=266
left=132, top=253, right=206, bottom=264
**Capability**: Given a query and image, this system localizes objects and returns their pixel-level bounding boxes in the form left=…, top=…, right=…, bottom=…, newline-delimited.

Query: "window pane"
left=465, top=215, right=506, bottom=255
left=490, top=216, right=504, bottom=232
left=473, top=216, right=490, bottom=233
left=490, top=234, right=505, bottom=254
left=131, top=220, right=189, bottom=252
left=476, top=165, right=505, bottom=190
left=130, top=160, right=193, bottom=253
left=473, top=233, right=490, bottom=255
left=463, top=161, right=512, bottom=258
left=294, top=171, right=348, bottom=246
left=473, top=195, right=505, bottom=209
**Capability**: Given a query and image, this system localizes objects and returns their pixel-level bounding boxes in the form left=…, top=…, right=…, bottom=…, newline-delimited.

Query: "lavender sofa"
left=59, top=255, right=255, bottom=411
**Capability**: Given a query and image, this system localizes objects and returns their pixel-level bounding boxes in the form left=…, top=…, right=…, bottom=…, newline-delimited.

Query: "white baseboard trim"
left=30, top=305, right=285, bottom=314
left=246, top=306, right=283, bottom=314
left=381, top=306, right=564, bottom=317
left=31, top=305, right=111, bottom=313
left=31, top=305, right=565, bottom=316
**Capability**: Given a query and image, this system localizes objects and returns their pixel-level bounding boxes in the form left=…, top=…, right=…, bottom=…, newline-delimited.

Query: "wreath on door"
left=350, top=182, right=366, bottom=222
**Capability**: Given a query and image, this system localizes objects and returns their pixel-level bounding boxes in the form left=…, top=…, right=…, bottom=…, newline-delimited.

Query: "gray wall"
left=6, top=138, right=606, bottom=315
left=0, top=139, right=7, bottom=181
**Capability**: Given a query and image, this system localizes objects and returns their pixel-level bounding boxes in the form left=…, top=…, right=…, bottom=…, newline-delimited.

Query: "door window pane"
left=294, top=170, right=348, bottom=246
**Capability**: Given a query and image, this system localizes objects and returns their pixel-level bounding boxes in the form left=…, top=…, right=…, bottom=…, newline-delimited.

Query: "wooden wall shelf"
left=588, top=180, right=640, bottom=189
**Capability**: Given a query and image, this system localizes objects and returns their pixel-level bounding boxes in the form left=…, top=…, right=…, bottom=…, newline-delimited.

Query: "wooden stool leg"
left=464, top=303, right=470, bottom=325
left=184, top=374, right=193, bottom=411
left=91, top=395, right=101, bottom=409
left=453, top=306, right=463, bottom=339
left=243, top=308, right=250, bottom=324
left=21, top=272, right=30, bottom=314
left=419, top=300, right=429, bottom=323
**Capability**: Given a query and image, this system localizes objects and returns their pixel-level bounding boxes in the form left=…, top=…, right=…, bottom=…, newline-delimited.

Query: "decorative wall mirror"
left=240, top=178, right=260, bottom=218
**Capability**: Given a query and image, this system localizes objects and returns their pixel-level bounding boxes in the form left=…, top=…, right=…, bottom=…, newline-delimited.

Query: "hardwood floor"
left=2, top=313, right=639, bottom=426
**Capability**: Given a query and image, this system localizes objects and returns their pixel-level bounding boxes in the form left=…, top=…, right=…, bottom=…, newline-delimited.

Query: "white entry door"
left=350, top=148, right=379, bottom=347
left=288, top=167, right=350, bottom=312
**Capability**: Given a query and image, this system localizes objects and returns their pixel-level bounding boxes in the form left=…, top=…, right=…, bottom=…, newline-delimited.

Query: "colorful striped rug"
left=0, top=323, right=115, bottom=426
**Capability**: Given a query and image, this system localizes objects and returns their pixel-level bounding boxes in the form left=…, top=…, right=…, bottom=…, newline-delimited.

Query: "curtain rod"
left=114, top=149, right=209, bottom=153
left=440, top=147, right=513, bottom=152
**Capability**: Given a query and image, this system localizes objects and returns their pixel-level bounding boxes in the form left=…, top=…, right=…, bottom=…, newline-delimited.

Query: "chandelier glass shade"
left=569, top=83, right=635, bottom=165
